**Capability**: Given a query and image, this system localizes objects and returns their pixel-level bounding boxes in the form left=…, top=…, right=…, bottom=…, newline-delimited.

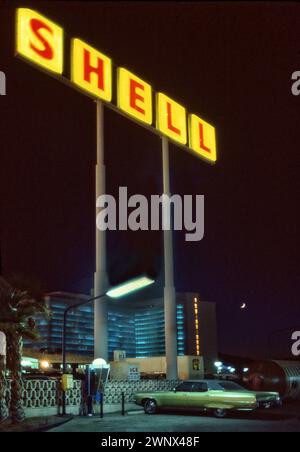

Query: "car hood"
left=247, top=391, right=279, bottom=401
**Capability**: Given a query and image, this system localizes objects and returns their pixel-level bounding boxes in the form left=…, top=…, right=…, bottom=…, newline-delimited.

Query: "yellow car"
left=134, top=380, right=281, bottom=418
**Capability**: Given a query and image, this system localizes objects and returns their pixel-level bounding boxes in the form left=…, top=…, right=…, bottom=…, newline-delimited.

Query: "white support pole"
left=162, top=136, right=178, bottom=380
left=94, top=100, right=109, bottom=360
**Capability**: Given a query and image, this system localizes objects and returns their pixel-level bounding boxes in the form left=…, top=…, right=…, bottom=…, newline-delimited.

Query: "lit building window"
left=194, top=298, right=200, bottom=356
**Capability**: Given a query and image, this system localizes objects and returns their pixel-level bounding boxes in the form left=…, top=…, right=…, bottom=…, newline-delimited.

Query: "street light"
left=214, top=361, right=223, bottom=368
left=106, top=276, right=154, bottom=298
left=48, top=275, right=155, bottom=416
left=40, top=360, right=50, bottom=370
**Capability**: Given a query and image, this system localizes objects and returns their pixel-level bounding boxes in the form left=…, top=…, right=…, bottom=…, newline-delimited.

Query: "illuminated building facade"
left=26, top=293, right=218, bottom=373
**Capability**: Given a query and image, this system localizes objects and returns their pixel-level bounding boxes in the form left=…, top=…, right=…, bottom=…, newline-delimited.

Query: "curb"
left=127, top=410, right=144, bottom=416
left=32, top=415, right=74, bottom=432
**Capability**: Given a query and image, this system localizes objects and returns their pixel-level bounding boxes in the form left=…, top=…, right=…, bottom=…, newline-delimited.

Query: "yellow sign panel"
left=189, top=114, right=217, bottom=162
left=71, top=38, right=112, bottom=102
left=16, top=8, right=63, bottom=74
left=118, top=68, right=152, bottom=125
left=156, top=93, right=187, bottom=145
left=15, top=8, right=217, bottom=163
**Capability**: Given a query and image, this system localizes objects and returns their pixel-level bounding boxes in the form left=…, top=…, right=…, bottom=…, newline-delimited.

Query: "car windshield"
left=218, top=381, right=248, bottom=392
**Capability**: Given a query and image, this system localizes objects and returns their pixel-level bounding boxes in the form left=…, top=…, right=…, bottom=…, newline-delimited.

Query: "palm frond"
left=21, top=329, right=41, bottom=341
left=0, top=276, right=51, bottom=344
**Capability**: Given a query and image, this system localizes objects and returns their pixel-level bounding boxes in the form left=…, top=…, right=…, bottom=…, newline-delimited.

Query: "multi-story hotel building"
left=27, top=292, right=218, bottom=374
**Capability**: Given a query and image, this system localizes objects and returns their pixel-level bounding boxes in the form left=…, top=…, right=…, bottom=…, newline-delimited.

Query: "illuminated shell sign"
left=16, top=8, right=217, bottom=163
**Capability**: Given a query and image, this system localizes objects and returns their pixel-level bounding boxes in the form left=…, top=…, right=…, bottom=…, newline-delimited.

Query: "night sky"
left=0, top=1, right=299, bottom=358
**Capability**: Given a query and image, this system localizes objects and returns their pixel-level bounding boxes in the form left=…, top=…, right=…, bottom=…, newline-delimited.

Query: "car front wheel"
left=144, top=399, right=158, bottom=415
left=213, top=408, right=228, bottom=419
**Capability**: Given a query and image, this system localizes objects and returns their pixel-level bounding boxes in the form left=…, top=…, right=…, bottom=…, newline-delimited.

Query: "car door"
left=185, top=382, right=210, bottom=408
left=163, top=381, right=193, bottom=408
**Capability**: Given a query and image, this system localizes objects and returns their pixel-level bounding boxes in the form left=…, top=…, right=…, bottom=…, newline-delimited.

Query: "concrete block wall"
left=103, top=379, right=180, bottom=404
left=2, top=379, right=82, bottom=417
left=2, top=378, right=181, bottom=418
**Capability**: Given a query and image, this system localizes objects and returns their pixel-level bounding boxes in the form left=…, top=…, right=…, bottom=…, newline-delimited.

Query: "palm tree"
left=0, top=342, right=8, bottom=423
left=0, top=276, right=50, bottom=424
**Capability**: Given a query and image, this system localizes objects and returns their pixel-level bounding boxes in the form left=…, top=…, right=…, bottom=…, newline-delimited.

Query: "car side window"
left=176, top=382, right=194, bottom=392
left=192, top=382, right=208, bottom=393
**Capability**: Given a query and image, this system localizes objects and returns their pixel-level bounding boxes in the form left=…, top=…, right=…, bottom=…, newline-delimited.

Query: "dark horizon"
left=0, top=1, right=299, bottom=359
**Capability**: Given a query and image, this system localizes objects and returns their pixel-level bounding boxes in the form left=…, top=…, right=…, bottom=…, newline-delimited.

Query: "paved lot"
left=49, top=410, right=300, bottom=433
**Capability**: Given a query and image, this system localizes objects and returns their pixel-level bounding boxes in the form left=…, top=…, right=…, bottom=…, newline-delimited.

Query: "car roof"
left=179, top=380, right=218, bottom=386
left=183, top=379, right=238, bottom=384
left=179, top=380, right=240, bottom=390
left=181, top=380, right=216, bottom=383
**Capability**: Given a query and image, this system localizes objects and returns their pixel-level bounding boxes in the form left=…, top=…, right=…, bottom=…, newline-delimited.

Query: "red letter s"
left=29, top=18, right=54, bottom=60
